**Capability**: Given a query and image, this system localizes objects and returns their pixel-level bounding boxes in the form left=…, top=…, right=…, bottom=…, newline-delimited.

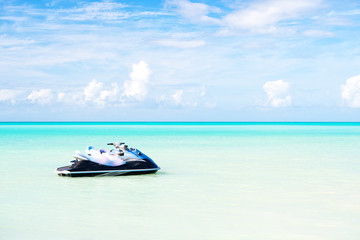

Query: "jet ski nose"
left=56, top=170, right=70, bottom=176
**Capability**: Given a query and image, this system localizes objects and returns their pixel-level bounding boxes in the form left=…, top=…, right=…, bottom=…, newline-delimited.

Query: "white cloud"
left=155, top=39, right=205, bottom=48
left=84, top=79, right=103, bottom=101
left=166, top=0, right=221, bottom=24
left=160, top=86, right=207, bottom=108
left=168, top=0, right=321, bottom=33
left=171, top=89, right=198, bottom=107
left=0, top=89, right=19, bottom=104
left=341, top=75, right=360, bottom=108
left=122, top=60, right=152, bottom=101
left=222, top=0, right=321, bottom=32
left=56, top=90, right=84, bottom=104
left=96, top=83, right=120, bottom=106
left=82, top=79, right=121, bottom=106
left=263, top=80, right=292, bottom=107
left=27, top=89, right=53, bottom=104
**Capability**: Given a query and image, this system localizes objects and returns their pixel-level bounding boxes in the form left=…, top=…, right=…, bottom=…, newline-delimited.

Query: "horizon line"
left=1, top=121, right=360, bottom=124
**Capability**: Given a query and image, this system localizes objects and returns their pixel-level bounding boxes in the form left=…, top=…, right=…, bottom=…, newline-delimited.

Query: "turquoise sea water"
left=1, top=122, right=360, bottom=240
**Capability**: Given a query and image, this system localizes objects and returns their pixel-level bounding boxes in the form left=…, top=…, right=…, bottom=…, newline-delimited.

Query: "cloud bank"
left=27, top=89, right=53, bottom=104
left=0, top=61, right=153, bottom=107
left=53, top=60, right=152, bottom=106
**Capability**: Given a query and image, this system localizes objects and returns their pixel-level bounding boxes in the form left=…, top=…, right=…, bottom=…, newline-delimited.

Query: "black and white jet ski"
left=56, top=142, right=160, bottom=177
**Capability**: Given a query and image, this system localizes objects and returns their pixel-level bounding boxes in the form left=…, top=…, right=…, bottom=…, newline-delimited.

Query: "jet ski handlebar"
left=107, top=142, right=126, bottom=148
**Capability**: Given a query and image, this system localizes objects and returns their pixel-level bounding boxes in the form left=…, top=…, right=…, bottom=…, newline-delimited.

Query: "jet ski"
left=56, top=142, right=160, bottom=177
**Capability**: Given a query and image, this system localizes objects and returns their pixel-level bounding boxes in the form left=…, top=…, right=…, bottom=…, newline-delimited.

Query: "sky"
left=0, top=0, right=360, bottom=121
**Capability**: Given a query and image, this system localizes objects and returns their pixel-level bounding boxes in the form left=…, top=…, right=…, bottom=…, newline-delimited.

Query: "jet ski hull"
left=56, top=158, right=160, bottom=177
left=56, top=168, right=160, bottom=177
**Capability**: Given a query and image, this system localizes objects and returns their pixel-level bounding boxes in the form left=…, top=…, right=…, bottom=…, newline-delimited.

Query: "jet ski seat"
left=85, top=146, right=126, bottom=166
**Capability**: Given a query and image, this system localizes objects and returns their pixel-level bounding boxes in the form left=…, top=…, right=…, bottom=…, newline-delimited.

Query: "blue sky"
left=0, top=0, right=360, bottom=121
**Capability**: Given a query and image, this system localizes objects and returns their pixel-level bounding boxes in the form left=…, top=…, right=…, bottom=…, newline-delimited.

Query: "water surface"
left=1, top=122, right=359, bottom=240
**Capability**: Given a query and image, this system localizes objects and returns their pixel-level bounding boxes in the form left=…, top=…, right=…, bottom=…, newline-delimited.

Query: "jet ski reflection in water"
left=56, top=142, right=160, bottom=177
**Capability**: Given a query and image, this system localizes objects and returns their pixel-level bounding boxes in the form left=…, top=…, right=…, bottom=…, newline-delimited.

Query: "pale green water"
left=0, top=123, right=360, bottom=240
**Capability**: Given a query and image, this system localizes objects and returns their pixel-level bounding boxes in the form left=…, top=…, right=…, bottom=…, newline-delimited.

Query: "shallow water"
left=1, top=123, right=360, bottom=240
